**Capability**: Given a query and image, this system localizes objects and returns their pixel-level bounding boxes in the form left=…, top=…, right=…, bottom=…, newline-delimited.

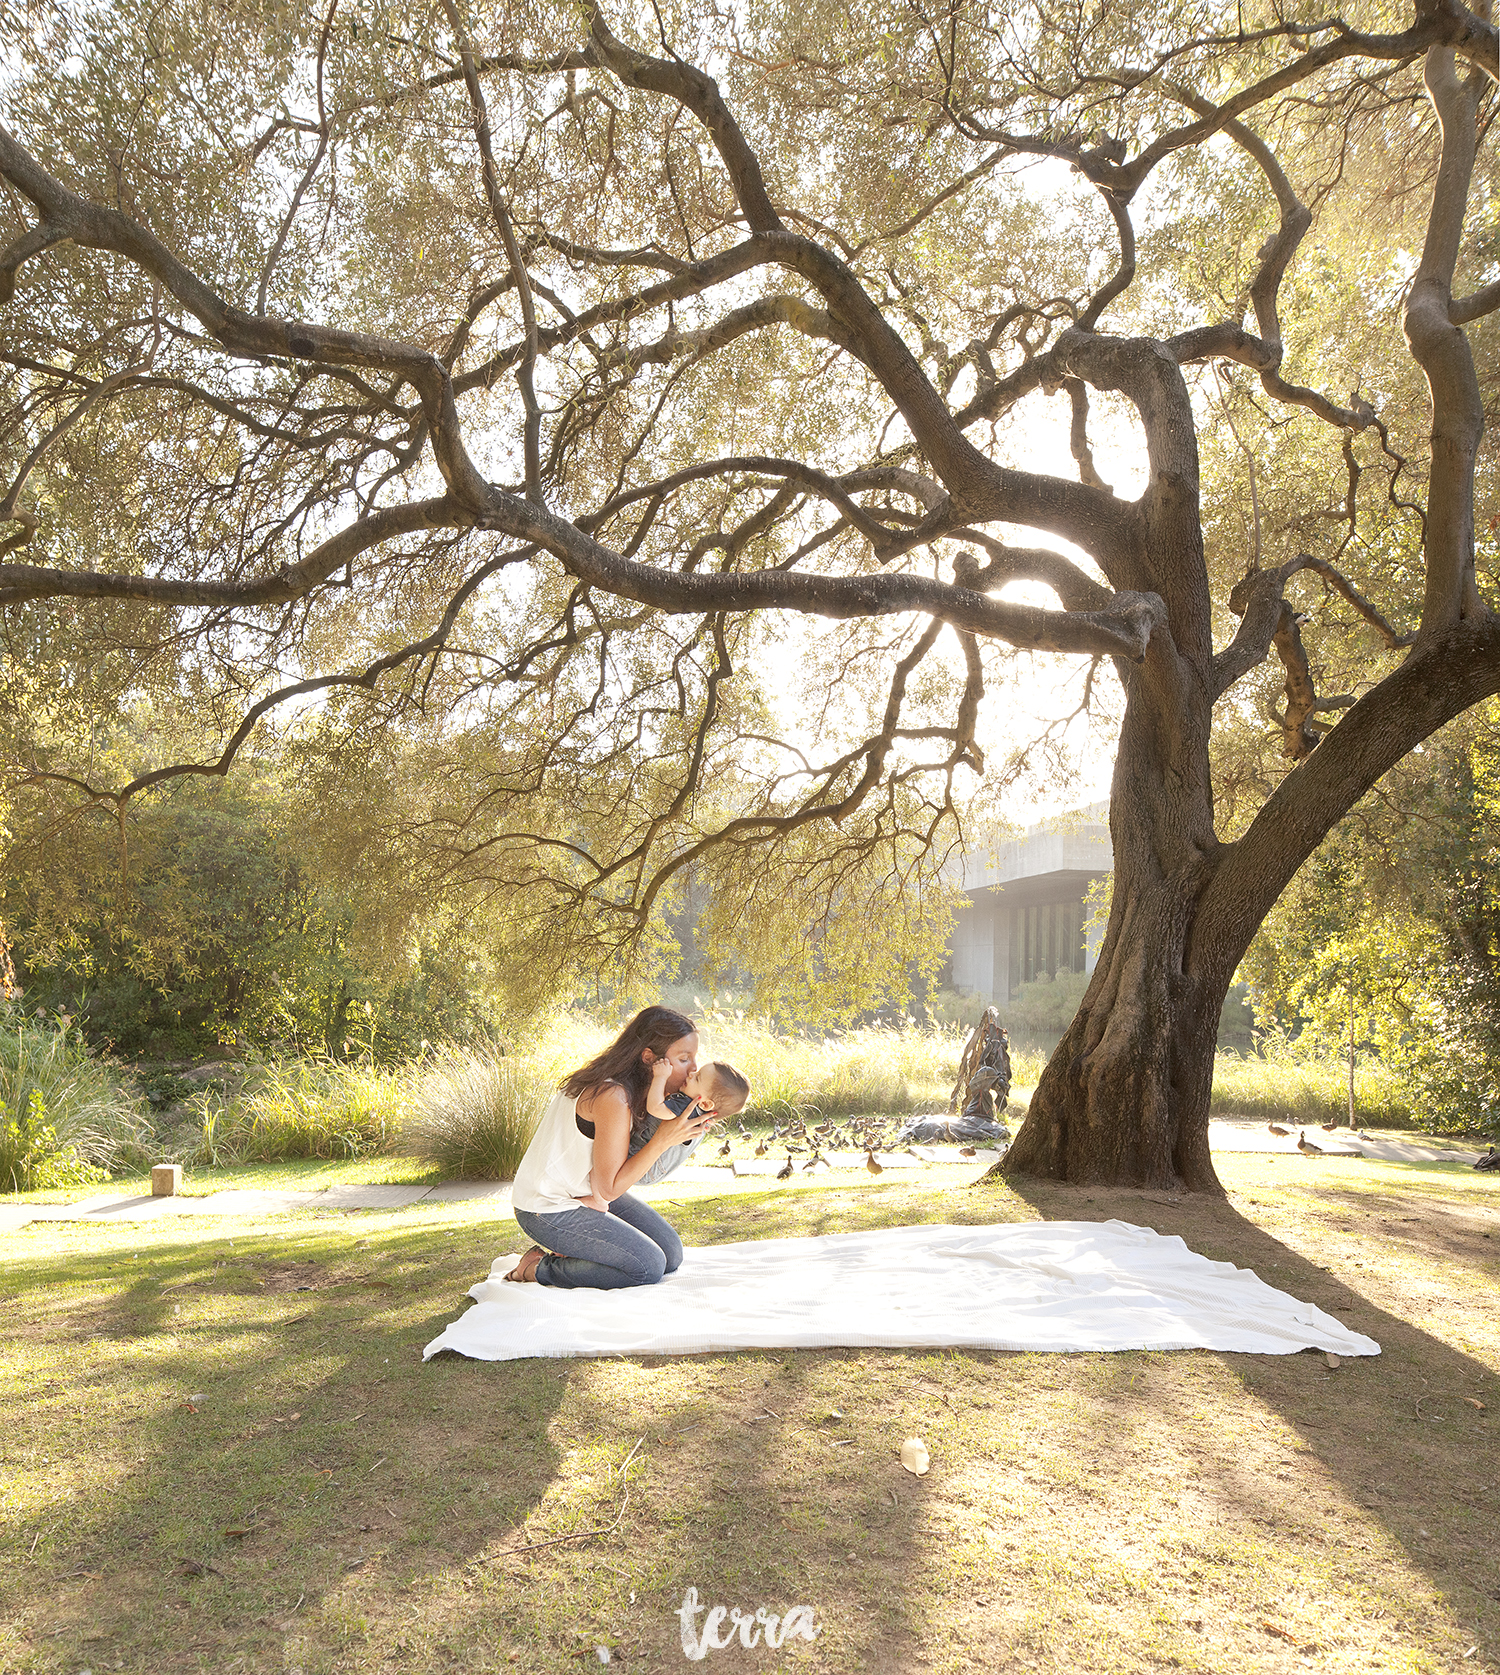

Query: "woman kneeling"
left=506, top=1006, right=747, bottom=1289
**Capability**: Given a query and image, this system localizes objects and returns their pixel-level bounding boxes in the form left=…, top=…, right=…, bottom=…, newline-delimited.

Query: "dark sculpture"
left=901, top=1007, right=1013, bottom=1146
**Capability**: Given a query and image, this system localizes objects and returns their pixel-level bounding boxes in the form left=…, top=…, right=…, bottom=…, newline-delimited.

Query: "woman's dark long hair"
left=562, top=1006, right=697, bottom=1138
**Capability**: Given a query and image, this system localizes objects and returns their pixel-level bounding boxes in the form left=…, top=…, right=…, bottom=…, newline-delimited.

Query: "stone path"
left=0, top=1154, right=994, bottom=1234
left=1205, top=1119, right=1486, bottom=1163
left=1, top=1127, right=1487, bottom=1237
left=0, top=1178, right=518, bottom=1234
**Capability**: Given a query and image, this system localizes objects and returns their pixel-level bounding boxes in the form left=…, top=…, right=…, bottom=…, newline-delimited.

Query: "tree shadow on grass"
left=1301, top=1183, right=1500, bottom=1283
left=2, top=1212, right=579, bottom=1673
left=20, top=1175, right=1496, bottom=1674
left=406, top=1172, right=1499, bottom=1671
left=242, top=1172, right=1491, bottom=1673
left=998, top=1174, right=1500, bottom=1647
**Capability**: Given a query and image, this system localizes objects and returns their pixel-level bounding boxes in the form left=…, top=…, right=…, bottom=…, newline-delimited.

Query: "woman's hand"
left=574, top=1189, right=611, bottom=1212
left=657, top=1097, right=716, bottom=1145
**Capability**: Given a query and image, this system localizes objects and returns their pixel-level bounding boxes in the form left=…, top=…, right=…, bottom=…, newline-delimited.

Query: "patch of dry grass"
left=0, top=1157, right=1496, bottom=1674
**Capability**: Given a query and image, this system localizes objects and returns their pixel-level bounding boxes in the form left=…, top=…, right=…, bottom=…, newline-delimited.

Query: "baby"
left=633, top=1061, right=751, bottom=1186
left=668, top=1062, right=750, bottom=1124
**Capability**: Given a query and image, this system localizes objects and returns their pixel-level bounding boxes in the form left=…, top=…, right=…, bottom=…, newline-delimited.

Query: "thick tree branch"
left=0, top=496, right=463, bottom=605
left=478, top=486, right=1165, bottom=658
left=1216, top=552, right=1416, bottom=703
left=0, top=121, right=493, bottom=509
left=1091, top=3, right=1494, bottom=198
left=951, top=534, right=1114, bottom=615
left=1199, top=613, right=1500, bottom=971
left=567, top=10, right=1127, bottom=555
left=1451, top=277, right=1500, bottom=323
left=1404, top=48, right=1487, bottom=638
left=580, top=4, right=784, bottom=235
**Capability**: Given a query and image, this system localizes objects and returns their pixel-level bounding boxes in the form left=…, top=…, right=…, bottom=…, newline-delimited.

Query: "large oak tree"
left=0, top=0, right=1495, bottom=1188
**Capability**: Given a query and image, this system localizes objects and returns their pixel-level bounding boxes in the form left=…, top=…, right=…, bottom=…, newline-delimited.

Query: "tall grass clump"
left=0, top=1014, right=153, bottom=1190
left=190, top=1058, right=405, bottom=1164
left=1210, top=1049, right=1419, bottom=1129
left=1005, top=1046, right=1048, bottom=1097
left=405, top=1048, right=554, bottom=1179
left=802, top=1051, right=909, bottom=1116
left=689, top=1016, right=969, bottom=1118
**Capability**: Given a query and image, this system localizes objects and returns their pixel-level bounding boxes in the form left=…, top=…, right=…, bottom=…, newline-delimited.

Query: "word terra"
left=676, top=1588, right=821, bottom=1658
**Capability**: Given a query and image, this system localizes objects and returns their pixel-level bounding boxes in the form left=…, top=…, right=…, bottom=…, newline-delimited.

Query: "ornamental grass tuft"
left=0, top=1013, right=152, bottom=1190
left=187, top=1057, right=405, bottom=1164
left=404, top=1047, right=553, bottom=1179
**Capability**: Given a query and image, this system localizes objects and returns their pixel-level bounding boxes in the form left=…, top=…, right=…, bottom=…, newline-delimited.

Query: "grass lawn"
left=1, top=1157, right=1497, bottom=1674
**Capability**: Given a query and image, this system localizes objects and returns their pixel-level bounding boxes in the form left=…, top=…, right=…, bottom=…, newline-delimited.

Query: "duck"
left=1297, top=1131, right=1324, bottom=1156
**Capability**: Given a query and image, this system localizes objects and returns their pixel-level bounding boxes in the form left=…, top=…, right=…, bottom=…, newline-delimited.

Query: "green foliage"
left=0, top=1012, right=150, bottom=1191
left=1242, top=701, right=1500, bottom=1136
left=680, top=822, right=961, bottom=1027
left=404, top=1049, right=553, bottom=1181
left=187, top=1059, right=405, bottom=1164
left=0, top=1087, right=108, bottom=1192
left=1002, top=970, right=1091, bottom=1042
left=1208, top=1046, right=1418, bottom=1130
left=8, top=757, right=503, bottom=1060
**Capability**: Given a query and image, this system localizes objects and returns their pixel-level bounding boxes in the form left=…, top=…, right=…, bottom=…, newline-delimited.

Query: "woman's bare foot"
left=505, top=1246, right=545, bottom=1283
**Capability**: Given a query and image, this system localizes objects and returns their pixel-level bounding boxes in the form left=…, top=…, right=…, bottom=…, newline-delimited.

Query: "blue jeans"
left=513, top=1193, right=683, bottom=1290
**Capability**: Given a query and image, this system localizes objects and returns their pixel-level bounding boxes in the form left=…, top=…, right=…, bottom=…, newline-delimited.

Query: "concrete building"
left=948, top=807, right=1113, bottom=1005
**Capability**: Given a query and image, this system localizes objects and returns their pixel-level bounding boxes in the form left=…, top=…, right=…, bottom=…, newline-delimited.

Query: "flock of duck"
left=1265, top=1120, right=1368, bottom=1155
left=708, top=1113, right=981, bottom=1178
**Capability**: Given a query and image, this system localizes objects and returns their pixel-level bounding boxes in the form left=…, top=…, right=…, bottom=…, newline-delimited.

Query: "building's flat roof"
left=958, top=806, right=1112, bottom=893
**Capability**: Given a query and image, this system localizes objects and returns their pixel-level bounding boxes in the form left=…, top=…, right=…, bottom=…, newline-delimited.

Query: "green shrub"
left=1003, top=970, right=1090, bottom=1041
left=189, top=1058, right=405, bottom=1163
left=0, top=1013, right=153, bottom=1190
left=405, top=1048, right=553, bottom=1179
left=1, top=1087, right=110, bottom=1192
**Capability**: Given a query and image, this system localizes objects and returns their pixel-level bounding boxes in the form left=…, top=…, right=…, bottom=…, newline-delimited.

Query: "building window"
left=1008, top=894, right=1089, bottom=987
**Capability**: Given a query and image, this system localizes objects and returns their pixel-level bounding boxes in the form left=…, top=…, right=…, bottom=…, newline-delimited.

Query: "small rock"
left=899, top=1436, right=930, bottom=1476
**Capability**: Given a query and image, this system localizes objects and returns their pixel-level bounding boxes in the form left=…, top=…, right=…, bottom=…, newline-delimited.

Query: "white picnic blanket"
left=423, top=1219, right=1379, bottom=1362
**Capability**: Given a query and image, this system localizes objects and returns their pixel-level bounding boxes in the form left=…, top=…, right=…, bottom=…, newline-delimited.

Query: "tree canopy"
left=1, top=0, right=1495, bottom=1181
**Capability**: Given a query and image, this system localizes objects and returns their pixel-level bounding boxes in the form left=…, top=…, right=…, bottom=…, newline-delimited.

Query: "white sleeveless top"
left=511, top=1090, right=596, bottom=1214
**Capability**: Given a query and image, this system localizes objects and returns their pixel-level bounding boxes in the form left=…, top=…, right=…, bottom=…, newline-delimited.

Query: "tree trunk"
left=1000, top=620, right=1500, bottom=1193
left=1000, top=877, right=1230, bottom=1192
left=999, top=627, right=1233, bottom=1192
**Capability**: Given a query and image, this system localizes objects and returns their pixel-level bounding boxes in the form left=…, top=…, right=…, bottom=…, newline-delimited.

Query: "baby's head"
left=686, top=1061, right=750, bottom=1120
